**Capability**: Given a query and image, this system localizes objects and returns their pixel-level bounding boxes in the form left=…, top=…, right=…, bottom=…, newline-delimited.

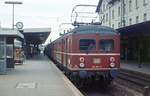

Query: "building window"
left=129, top=0, right=132, bottom=12
left=106, top=4, right=109, bottom=10
left=135, top=0, right=139, bottom=9
left=143, top=0, right=147, bottom=6
left=112, top=10, right=114, bottom=19
left=118, top=22, right=121, bottom=28
left=123, top=20, right=126, bottom=26
left=112, top=24, right=114, bottom=28
left=118, top=6, right=121, bottom=16
left=129, top=18, right=132, bottom=25
left=123, top=3, right=126, bottom=14
left=136, top=16, right=139, bottom=23
left=143, top=13, right=147, bottom=21
left=100, top=9, right=102, bottom=13
left=101, top=16, right=103, bottom=22
left=103, top=14, right=105, bottom=23
left=103, top=4, right=105, bottom=11
left=106, top=13, right=108, bottom=22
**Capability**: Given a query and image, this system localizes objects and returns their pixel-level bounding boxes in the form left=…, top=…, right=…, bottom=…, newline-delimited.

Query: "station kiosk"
left=0, top=28, right=24, bottom=74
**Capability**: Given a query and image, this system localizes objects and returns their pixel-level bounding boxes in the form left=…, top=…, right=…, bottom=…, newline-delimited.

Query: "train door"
left=65, top=38, right=69, bottom=67
left=63, top=39, right=66, bottom=66
left=63, top=38, right=68, bottom=67
left=61, top=39, right=64, bottom=64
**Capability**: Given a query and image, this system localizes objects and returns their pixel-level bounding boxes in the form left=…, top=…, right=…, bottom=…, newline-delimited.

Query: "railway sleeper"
left=118, top=74, right=150, bottom=94
left=120, top=69, right=150, bottom=82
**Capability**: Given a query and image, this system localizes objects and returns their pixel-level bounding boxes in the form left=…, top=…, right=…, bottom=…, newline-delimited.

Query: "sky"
left=0, top=0, right=99, bottom=43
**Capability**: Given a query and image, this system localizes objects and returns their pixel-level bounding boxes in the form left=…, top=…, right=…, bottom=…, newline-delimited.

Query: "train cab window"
left=99, top=40, right=114, bottom=52
left=79, top=39, right=96, bottom=52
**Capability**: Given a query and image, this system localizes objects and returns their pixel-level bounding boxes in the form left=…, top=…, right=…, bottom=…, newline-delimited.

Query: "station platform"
left=121, top=61, right=150, bottom=75
left=0, top=54, right=83, bottom=96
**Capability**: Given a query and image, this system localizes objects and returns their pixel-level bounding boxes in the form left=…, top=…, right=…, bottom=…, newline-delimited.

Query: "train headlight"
left=79, top=57, right=85, bottom=62
left=110, top=57, right=115, bottom=62
left=110, top=63, right=115, bottom=68
left=79, top=63, right=85, bottom=68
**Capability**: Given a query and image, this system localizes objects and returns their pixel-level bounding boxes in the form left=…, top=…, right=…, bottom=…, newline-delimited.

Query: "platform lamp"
left=4, top=1, right=22, bottom=30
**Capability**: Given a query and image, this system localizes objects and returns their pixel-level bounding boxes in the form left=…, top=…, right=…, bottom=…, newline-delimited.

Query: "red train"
left=45, top=24, right=120, bottom=84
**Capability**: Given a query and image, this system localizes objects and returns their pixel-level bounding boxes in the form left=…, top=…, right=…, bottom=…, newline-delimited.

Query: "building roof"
left=96, top=0, right=102, bottom=13
left=0, top=28, right=24, bottom=38
left=23, top=28, right=51, bottom=33
left=117, top=20, right=150, bottom=37
left=23, top=28, right=51, bottom=44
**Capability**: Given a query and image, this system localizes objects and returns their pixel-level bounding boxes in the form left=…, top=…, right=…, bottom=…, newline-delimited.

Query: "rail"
left=117, top=69, right=150, bottom=96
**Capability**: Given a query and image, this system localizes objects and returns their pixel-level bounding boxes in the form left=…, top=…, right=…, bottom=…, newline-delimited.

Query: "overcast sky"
left=0, top=0, right=99, bottom=42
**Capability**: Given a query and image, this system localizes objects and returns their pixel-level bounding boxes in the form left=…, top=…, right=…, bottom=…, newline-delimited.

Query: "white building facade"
left=98, top=0, right=150, bottom=29
left=96, top=0, right=150, bottom=63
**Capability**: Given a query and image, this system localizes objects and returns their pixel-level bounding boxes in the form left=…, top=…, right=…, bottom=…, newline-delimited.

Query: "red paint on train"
left=45, top=25, right=120, bottom=84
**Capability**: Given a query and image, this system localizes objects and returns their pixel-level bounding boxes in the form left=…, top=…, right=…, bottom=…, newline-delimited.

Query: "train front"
left=68, top=25, right=120, bottom=81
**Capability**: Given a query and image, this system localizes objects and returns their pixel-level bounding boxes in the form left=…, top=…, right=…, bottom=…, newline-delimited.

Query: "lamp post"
left=5, top=1, right=22, bottom=30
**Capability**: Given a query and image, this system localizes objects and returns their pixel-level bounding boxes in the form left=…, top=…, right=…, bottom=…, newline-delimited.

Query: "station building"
left=96, top=0, right=150, bottom=63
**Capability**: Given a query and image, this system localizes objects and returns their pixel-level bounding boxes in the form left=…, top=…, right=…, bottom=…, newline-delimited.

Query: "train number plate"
left=93, top=58, right=101, bottom=64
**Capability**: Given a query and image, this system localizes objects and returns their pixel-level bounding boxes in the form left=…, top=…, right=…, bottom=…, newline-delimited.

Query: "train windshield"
left=99, top=39, right=114, bottom=52
left=79, top=39, right=96, bottom=52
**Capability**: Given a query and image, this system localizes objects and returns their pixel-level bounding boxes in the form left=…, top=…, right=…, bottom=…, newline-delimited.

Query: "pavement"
left=0, top=53, right=149, bottom=96
left=0, top=54, right=83, bottom=96
left=121, top=61, right=150, bottom=75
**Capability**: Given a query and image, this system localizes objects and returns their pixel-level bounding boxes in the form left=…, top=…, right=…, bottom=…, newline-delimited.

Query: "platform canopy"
left=23, top=28, right=51, bottom=45
left=117, top=20, right=150, bottom=37
left=0, top=28, right=24, bottom=39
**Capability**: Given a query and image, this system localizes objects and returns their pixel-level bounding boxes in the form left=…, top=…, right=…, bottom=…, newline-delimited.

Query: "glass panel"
left=80, top=39, right=95, bottom=52
left=0, top=36, right=4, bottom=43
left=14, top=48, right=22, bottom=60
left=0, top=44, right=5, bottom=59
left=99, top=40, right=114, bottom=52
left=6, top=44, right=13, bottom=58
left=14, top=39, right=22, bottom=48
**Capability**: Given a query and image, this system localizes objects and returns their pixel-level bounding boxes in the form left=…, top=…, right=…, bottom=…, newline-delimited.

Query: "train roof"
left=51, top=25, right=119, bottom=44
left=71, top=25, right=118, bottom=35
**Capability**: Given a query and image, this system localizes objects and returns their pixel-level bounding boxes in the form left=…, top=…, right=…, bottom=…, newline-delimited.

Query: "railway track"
left=117, top=69, right=150, bottom=96
left=80, top=86, right=112, bottom=96
left=77, top=80, right=112, bottom=96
